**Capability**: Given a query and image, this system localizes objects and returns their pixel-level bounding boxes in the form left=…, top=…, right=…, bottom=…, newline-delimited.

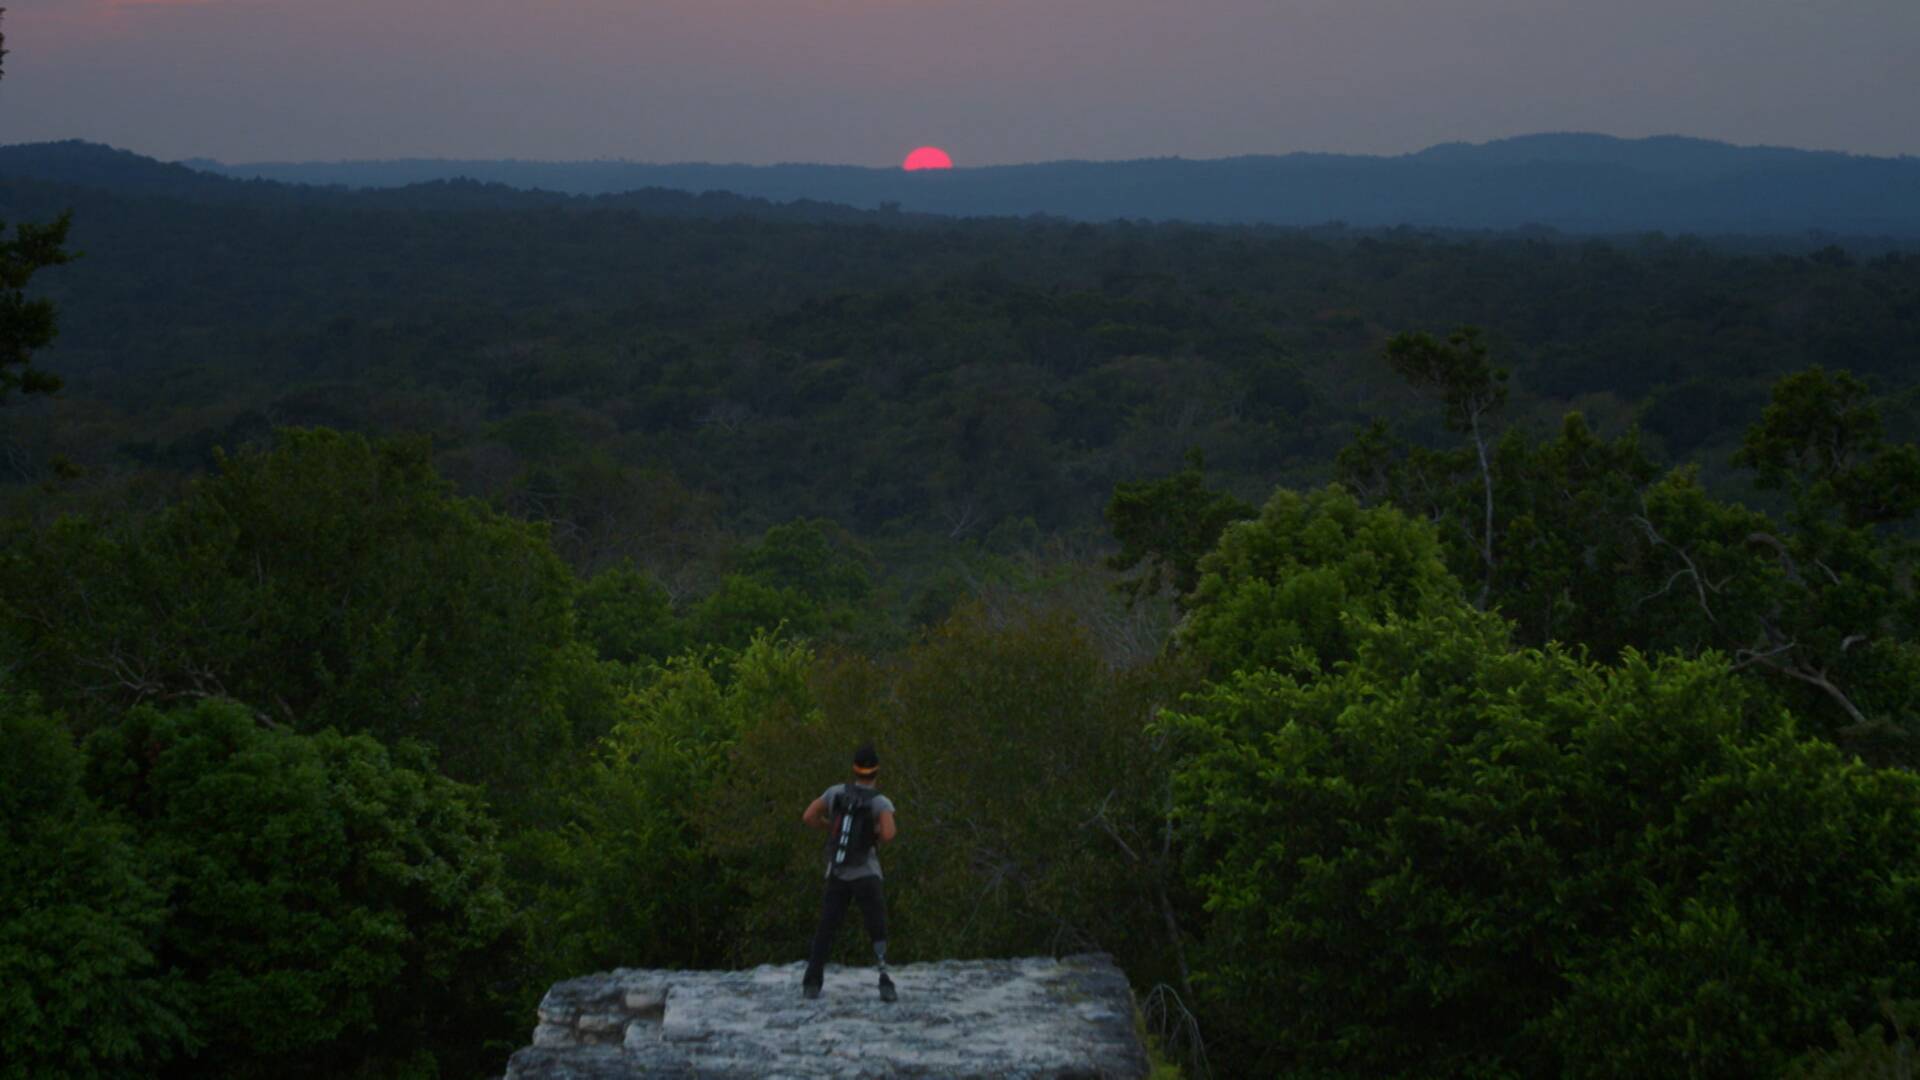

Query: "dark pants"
left=804, top=874, right=886, bottom=983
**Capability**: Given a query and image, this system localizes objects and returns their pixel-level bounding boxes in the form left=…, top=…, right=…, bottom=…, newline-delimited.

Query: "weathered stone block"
left=504, top=953, right=1149, bottom=1079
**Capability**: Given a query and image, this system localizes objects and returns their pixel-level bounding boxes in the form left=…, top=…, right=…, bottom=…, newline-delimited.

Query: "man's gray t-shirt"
left=820, top=783, right=895, bottom=881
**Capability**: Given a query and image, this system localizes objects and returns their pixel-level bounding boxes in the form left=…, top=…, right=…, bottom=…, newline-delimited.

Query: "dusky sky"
left=2, top=0, right=1914, bottom=166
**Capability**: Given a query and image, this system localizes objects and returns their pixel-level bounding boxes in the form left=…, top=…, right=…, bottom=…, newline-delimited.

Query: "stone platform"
left=503, top=953, right=1149, bottom=1079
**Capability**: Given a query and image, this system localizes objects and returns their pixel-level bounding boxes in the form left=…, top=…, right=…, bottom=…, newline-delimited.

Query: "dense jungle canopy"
left=3, top=144, right=1919, bottom=1078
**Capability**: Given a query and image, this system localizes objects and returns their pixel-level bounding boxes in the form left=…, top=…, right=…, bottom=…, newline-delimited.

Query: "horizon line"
left=142, top=130, right=1916, bottom=171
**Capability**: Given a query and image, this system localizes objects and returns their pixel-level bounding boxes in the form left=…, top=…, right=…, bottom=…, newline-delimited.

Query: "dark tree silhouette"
left=0, top=9, right=79, bottom=402
left=0, top=214, right=72, bottom=402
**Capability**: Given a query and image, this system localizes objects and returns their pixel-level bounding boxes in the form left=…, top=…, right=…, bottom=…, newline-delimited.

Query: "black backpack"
left=826, top=784, right=877, bottom=870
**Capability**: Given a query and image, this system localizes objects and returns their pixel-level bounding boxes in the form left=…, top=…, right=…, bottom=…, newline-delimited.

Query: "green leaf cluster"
left=0, top=693, right=190, bottom=1079
left=519, top=635, right=817, bottom=977
left=689, top=518, right=877, bottom=648
left=1344, top=349, right=1920, bottom=763
left=1104, top=449, right=1256, bottom=607
left=1164, top=599, right=1920, bottom=1077
left=1, top=428, right=581, bottom=808
left=701, top=605, right=1197, bottom=989
left=81, top=698, right=518, bottom=1079
left=0, top=210, right=72, bottom=401
left=574, top=560, right=683, bottom=666
left=1180, top=483, right=1460, bottom=676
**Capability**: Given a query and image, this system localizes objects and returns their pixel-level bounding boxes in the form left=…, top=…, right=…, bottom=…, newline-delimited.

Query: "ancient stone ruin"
left=503, top=952, right=1151, bottom=1079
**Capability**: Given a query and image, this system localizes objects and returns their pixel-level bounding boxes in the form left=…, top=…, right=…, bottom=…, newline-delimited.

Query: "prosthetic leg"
left=803, top=875, right=895, bottom=1001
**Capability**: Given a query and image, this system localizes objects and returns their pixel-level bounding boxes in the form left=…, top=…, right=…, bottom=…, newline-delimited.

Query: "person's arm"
left=875, top=809, right=897, bottom=844
left=803, top=796, right=829, bottom=831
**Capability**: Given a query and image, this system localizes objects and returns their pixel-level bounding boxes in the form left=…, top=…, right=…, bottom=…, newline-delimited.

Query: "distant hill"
left=0, top=140, right=891, bottom=223
left=174, top=133, right=1920, bottom=235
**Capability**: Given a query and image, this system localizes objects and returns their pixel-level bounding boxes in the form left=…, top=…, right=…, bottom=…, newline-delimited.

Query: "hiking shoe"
left=802, top=981, right=822, bottom=1000
left=878, top=974, right=897, bottom=1003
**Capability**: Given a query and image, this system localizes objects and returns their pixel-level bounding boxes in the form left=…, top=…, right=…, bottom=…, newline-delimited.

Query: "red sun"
left=902, top=146, right=954, bottom=171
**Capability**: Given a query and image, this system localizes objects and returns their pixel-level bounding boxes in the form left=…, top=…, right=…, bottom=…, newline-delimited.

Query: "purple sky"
left=3, top=0, right=1915, bottom=166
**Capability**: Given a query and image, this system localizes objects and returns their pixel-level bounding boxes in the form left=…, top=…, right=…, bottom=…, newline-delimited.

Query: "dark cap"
left=852, top=743, right=880, bottom=777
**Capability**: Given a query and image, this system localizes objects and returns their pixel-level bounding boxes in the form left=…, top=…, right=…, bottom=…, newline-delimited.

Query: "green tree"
left=1, top=428, right=580, bottom=806
left=1338, top=411, right=1668, bottom=662
left=0, top=692, right=190, bottom=1078
left=1733, top=366, right=1920, bottom=530
left=1697, top=369, right=1920, bottom=758
left=707, top=606, right=1199, bottom=996
left=0, top=6, right=77, bottom=403
left=0, top=4, right=77, bottom=404
left=1788, top=994, right=1920, bottom=1079
left=0, top=211, right=74, bottom=402
left=1381, top=327, right=1510, bottom=607
left=575, top=560, right=683, bottom=665
left=1104, top=449, right=1255, bottom=609
left=83, top=699, right=517, bottom=1079
left=688, top=573, right=819, bottom=649
left=521, top=635, right=815, bottom=978
left=1341, top=364, right=1920, bottom=761
left=1179, top=483, right=1460, bottom=676
left=1162, top=604, right=1920, bottom=1077
left=736, top=518, right=874, bottom=607
left=686, top=518, right=876, bottom=648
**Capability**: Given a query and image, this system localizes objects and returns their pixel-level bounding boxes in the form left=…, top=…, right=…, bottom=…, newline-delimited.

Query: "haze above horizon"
left=1, top=0, right=1914, bottom=166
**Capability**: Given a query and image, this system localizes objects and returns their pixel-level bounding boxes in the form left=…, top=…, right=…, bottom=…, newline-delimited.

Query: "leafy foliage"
left=83, top=698, right=517, bottom=1079
left=1788, top=994, right=1920, bottom=1079
left=686, top=519, right=878, bottom=649
left=0, top=210, right=72, bottom=401
left=1104, top=449, right=1255, bottom=608
left=12, top=159, right=1920, bottom=543
left=7, top=141, right=1920, bottom=1078
left=0, top=692, right=190, bottom=1079
left=1734, top=366, right=1920, bottom=529
left=1, top=428, right=583, bottom=806
left=706, top=605, right=1198, bottom=989
left=1339, top=410, right=1669, bottom=659
left=519, top=635, right=817, bottom=979
left=1180, top=483, right=1460, bottom=676
left=1345, top=349, right=1920, bottom=763
left=575, top=560, right=684, bottom=665
left=1163, top=599, right=1920, bottom=1077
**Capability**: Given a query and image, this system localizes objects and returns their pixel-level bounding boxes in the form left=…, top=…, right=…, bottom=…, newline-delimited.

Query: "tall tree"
left=0, top=7, right=78, bottom=403
left=1381, top=327, right=1509, bottom=608
left=0, top=213, right=71, bottom=401
left=1732, top=366, right=1920, bottom=531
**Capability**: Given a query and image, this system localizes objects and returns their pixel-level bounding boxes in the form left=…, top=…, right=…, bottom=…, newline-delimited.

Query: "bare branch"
left=1633, top=568, right=1694, bottom=612
left=940, top=497, right=979, bottom=540
left=1734, top=622, right=1874, bottom=731
left=1631, top=499, right=1720, bottom=623
left=1730, top=641, right=1797, bottom=672
left=1142, top=983, right=1213, bottom=1080
left=1080, top=789, right=1141, bottom=863
left=1746, top=531, right=1805, bottom=586
left=1784, top=660, right=1871, bottom=730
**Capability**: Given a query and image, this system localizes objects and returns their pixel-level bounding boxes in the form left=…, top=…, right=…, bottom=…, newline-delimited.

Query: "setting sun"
left=901, top=146, right=953, bottom=171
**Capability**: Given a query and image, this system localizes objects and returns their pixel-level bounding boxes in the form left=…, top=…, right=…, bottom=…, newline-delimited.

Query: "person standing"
left=800, top=744, right=898, bottom=1001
